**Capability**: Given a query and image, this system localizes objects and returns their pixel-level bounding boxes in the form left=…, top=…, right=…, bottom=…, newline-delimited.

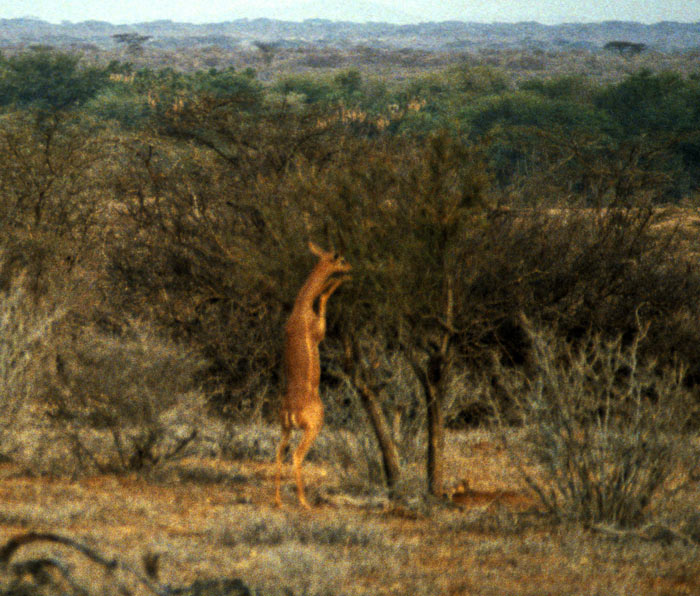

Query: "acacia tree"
left=148, top=86, right=490, bottom=496
left=112, top=33, right=152, bottom=56
left=0, top=49, right=110, bottom=110
left=386, top=134, right=488, bottom=496
left=604, top=41, right=646, bottom=56
left=307, top=132, right=489, bottom=497
left=252, top=41, right=279, bottom=68
left=0, top=109, right=107, bottom=297
left=107, top=93, right=353, bottom=414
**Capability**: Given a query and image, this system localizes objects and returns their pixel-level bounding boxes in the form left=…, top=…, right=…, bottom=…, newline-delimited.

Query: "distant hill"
left=267, top=0, right=421, bottom=24
left=0, top=17, right=699, bottom=52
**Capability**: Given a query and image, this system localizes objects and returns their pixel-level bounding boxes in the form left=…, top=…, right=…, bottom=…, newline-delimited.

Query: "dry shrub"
left=0, top=110, right=104, bottom=237
left=323, top=424, right=387, bottom=496
left=104, top=132, right=290, bottom=418
left=44, top=320, right=207, bottom=474
left=493, top=319, right=699, bottom=527
left=0, top=278, right=63, bottom=459
left=219, top=420, right=278, bottom=461
left=463, top=206, right=700, bottom=380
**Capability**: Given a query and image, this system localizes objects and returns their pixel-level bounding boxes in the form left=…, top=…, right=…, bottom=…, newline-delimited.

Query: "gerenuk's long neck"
left=293, top=264, right=329, bottom=310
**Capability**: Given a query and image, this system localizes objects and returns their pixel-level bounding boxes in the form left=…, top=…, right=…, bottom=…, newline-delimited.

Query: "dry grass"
left=1, top=429, right=699, bottom=595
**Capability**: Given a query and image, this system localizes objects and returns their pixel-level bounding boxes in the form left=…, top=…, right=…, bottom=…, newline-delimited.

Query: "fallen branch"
left=591, top=523, right=697, bottom=546
left=10, top=557, right=90, bottom=596
left=0, top=532, right=170, bottom=596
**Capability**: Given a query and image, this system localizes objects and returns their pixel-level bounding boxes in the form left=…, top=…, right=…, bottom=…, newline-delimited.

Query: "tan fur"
left=274, top=242, right=351, bottom=508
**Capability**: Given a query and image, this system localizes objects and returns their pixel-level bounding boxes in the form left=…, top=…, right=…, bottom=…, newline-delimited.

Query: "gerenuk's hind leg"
left=292, top=423, right=321, bottom=509
left=274, top=427, right=291, bottom=507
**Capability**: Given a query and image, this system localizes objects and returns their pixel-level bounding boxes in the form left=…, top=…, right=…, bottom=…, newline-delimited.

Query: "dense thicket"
left=1, top=49, right=700, bottom=488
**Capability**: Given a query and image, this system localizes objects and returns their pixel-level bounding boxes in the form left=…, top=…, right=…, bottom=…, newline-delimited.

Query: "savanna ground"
left=1, top=424, right=699, bottom=596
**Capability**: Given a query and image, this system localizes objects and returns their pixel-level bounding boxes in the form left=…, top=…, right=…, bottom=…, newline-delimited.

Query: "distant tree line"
left=604, top=40, right=647, bottom=55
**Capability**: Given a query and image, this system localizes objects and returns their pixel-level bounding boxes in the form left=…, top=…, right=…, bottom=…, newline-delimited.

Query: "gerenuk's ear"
left=308, top=241, right=325, bottom=258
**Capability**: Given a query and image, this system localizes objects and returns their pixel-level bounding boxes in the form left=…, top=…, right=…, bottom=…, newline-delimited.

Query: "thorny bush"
left=493, top=319, right=699, bottom=527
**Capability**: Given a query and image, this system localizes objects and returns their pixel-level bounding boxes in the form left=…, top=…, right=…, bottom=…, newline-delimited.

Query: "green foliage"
left=190, top=67, right=262, bottom=100
left=464, top=91, right=606, bottom=137
left=402, top=71, right=451, bottom=100
left=85, top=86, right=152, bottom=128
left=272, top=70, right=374, bottom=107
left=273, top=74, right=334, bottom=104
left=461, top=92, right=610, bottom=195
left=334, top=68, right=363, bottom=97
left=389, top=108, right=444, bottom=136
left=0, top=49, right=111, bottom=110
left=590, top=71, right=700, bottom=197
left=126, top=65, right=262, bottom=110
left=519, top=75, right=593, bottom=102
left=604, top=40, right=646, bottom=55
left=596, top=70, right=700, bottom=137
left=448, top=64, right=509, bottom=95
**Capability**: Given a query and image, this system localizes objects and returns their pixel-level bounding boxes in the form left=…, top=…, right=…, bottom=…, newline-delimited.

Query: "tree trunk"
left=406, top=280, right=453, bottom=498
left=355, top=378, right=401, bottom=494
left=410, top=354, right=447, bottom=498
left=342, top=334, right=401, bottom=494
left=424, top=376, right=445, bottom=497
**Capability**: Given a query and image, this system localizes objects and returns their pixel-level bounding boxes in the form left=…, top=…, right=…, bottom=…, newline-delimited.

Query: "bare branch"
left=0, top=532, right=170, bottom=596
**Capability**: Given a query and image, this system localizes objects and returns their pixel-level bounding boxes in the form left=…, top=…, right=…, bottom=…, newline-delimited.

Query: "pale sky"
left=1, top=0, right=699, bottom=25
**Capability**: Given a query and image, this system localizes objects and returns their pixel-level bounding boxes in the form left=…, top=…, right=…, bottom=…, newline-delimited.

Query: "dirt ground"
left=0, top=430, right=699, bottom=595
